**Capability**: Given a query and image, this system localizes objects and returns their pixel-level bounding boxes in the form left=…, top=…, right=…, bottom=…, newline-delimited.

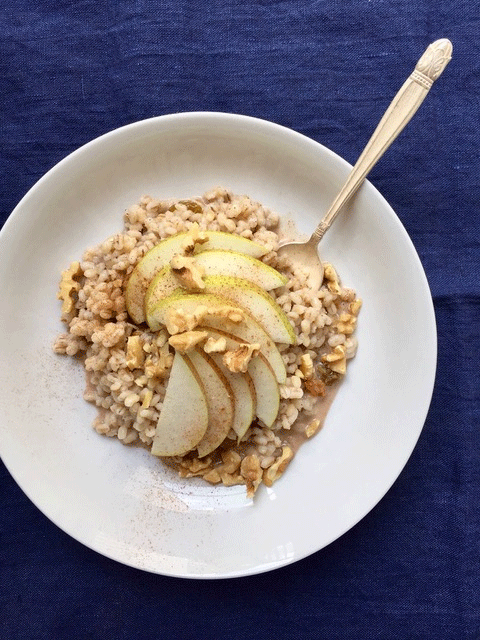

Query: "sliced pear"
left=208, top=352, right=256, bottom=442
left=199, top=322, right=286, bottom=384
left=193, top=250, right=287, bottom=290
left=195, top=232, right=269, bottom=257
left=185, top=348, right=235, bottom=458
left=151, top=352, right=208, bottom=457
left=147, top=293, right=287, bottom=382
left=126, top=231, right=269, bottom=324
left=248, top=354, right=280, bottom=428
left=200, top=275, right=296, bottom=345
left=145, top=252, right=287, bottom=317
left=202, top=328, right=280, bottom=427
left=147, top=277, right=296, bottom=345
left=144, top=265, right=181, bottom=314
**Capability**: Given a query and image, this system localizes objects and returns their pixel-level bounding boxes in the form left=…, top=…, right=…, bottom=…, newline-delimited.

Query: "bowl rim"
left=0, top=111, right=437, bottom=578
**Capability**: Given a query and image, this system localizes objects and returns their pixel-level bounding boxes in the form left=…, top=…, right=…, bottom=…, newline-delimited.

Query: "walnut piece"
left=57, top=261, right=83, bottom=313
left=179, top=450, right=244, bottom=488
left=323, top=262, right=342, bottom=295
left=212, top=306, right=244, bottom=323
left=203, top=469, right=222, bottom=483
left=305, top=419, right=321, bottom=438
left=170, top=254, right=205, bottom=290
left=336, top=312, right=357, bottom=335
left=240, top=454, right=263, bottom=497
left=200, top=305, right=244, bottom=324
left=181, top=222, right=209, bottom=254
left=211, top=450, right=244, bottom=486
left=144, top=349, right=172, bottom=379
left=349, top=298, right=363, bottom=316
left=299, top=353, right=314, bottom=379
left=219, top=472, right=245, bottom=487
left=321, top=344, right=347, bottom=375
left=168, top=330, right=208, bottom=353
left=178, top=456, right=213, bottom=478
left=263, top=447, right=294, bottom=487
left=165, top=305, right=215, bottom=335
left=304, top=377, right=326, bottom=397
left=317, top=362, right=341, bottom=385
left=165, top=308, right=198, bottom=334
left=219, top=450, right=242, bottom=475
left=223, top=343, right=260, bottom=373
left=126, top=335, right=144, bottom=369
left=203, top=336, right=227, bottom=353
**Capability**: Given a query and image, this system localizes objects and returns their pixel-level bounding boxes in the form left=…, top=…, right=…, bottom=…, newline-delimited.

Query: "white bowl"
left=0, top=112, right=436, bottom=578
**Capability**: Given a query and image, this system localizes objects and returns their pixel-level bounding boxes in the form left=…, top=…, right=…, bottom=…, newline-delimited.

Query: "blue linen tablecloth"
left=1, top=2, right=479, bottom=638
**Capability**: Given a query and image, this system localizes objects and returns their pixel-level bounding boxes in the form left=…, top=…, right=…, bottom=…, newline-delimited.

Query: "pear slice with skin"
left=185, top=348, right=235, bottom=458
left=144, top=265, right=180, bottom=313
left=151, top=352, right=208, bottom=457
left=147, top=293, right=287, bottom=382
left=148, top=277, right=296, bottom=345
left=201, top=327, right=280, bottom=427
left=145, top=251, right=287, bottom=319
left=126, top=231, right=269, bottom=324
left=192, top=250, right=287, bottom=290
left=144, top=250, right=288, bottom=317
left=198, top=322, right=286, bottom=384
left=195, top=275, right=296, bottom=345
left=248, top=354, right=280, bottom=428
left=208, top=352, right=256, bottom=442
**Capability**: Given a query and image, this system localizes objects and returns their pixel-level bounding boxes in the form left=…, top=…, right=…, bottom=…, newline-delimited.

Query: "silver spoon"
left=277, top=38, right=453, bottom=289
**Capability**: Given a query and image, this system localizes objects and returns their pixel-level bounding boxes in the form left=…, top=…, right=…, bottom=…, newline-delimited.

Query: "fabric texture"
left=1, top=1, right=479, bottom=638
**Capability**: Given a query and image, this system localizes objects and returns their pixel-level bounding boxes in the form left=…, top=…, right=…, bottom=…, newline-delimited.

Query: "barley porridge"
left=54, top=188, right=361, bottom=497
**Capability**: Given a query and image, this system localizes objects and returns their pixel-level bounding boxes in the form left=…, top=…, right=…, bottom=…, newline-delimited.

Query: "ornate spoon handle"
left=310, top=38, right=453, bottom=244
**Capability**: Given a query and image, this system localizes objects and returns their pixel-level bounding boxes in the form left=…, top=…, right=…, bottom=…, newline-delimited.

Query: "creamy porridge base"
left=54, top=187, right=361, bottom=496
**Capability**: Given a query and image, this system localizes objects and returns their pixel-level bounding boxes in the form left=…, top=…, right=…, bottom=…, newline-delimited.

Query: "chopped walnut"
left=181, top=222, right=209, bottom=253
left=179, top=456, right=213, bottom=477
left=349, top=298, right=363, bottom=316
left=205, top=305, right=244, bottom=323
left=322, top=344, right=347, bottom=375
left=168, top=330, right=208, bottom=353
left=165, top=308, right=197, bottom=334
left=187, top=450, right=244, bottom=487
left=144, top=352, right=172, bottom=379
left=223, top=343, right=260, bottom=373
left=323, top=262, right=342, bottom=295
left=57, top=261, right=83, bottom=313
left=203, top=469, right=222, bottom=483
left=203, top=336, right=227, bottom=354
left=304, top=377, right=326, bottom=397
left=170, top=254, right=205, bottom=290
left=241, top=454, right=263, bottom=497
left=165, top=305, right=216, bottom=335
left=219, top=450, right=242, bottom=475
left=263, top=447, right=294, bottom=487
left=216, top=451, right=244, bottom=486
left=126, top=335, right=144, bottom=369
left=317, top=362, right=341, bottom=385
left=305, top=419, right=321, bottom=438
left=299, top=353, right=314, bottom=379
left=219, top=472, right=245, bottom=487
left=336, top=312, right=357, bottom=335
